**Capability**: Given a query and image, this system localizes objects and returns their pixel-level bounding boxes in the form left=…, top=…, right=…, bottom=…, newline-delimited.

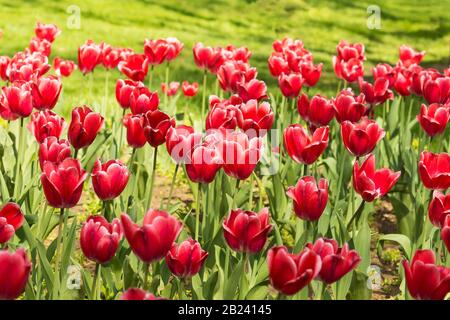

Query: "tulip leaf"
left=36, top=240, right=54, bottom=294
left=377, top=233, right=411, bottom=259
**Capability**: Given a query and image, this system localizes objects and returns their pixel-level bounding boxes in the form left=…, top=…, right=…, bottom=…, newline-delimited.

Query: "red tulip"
left=278, top=73, right=303, bottom=98
left=428, top=191, right=450, bottom=228
left=35, top=22, right=61, bottom=42
left=268, top=53, right=289, bottom=77
left=0, top=81, right=33, bottom=120
left=399, top=45, right=426, bottom=67
left=410, top=68, right=440, bottom=96
left=31, top=75, right=62, bottom=110
left=224, top=45, right=252, bottom=62
left=116, top=79, right=143, bottom=110
left=144, top=39, right=169, bottom=65
left=123, top=114, right=147, bottom=148
left=307, top=238, right=361, bottom=284
left=121, top=210, right=182, bottom=263
left=393, top=67, right=412, bottom=96
left=53, top=57, right=76, bottom=77
left=68, top=106, right=104, bottom=149
left=223, top=208, right=272, bottom=253
left=181, top=81, right=199, bottom=97
left=80, top=215, right=122, bottom=264
left=297, top=93, right=334, bottom=127
left=101, top=44, right=121, bottom=69
left=217, top=60, right=256, bottom=93
left=333, top=40, right=365, bottom=83
left=78, top=40, right=102, bottom=74
left=417, top=103, right=450, bottom=137
left=237, top=79, right=267, bottom=102
left=341, top=118, right=385, bottom=157
left=442, top=216, right=450, bottom=253
left=29, top=37, right=52, bottom=57
left=418, top=152, right=450, bottom=190
left=332, top=89, right=366, bottom=123
left=236, top=99, right=274, bottom=137
left=205, top=96, right=239, bottom=130
left=0, top=203, right=24, bottom=244
left=287, top=176, right=328, bottom=221
left=41, top=158, right=87, bottom=208
left=161, top=81, right=180, bottom=96
left=335, top=40, right=365, bottom=61
left=268, top=246, right=321, bottom=295
left=143, top=110, right=175, bottom=147
left=193, top=43, right=224, bottom=74
left=423, top=77, right=450, bottom=104
left=372, top=63, right=395, bottom=88
left=403, top=249, right=450, bottom=300
left=92, top=159, right=129, bottom=201
left=0, top=248, right=31, bottom=300
left=27, top=110, right=65, bottom=143
left=38, top=137, right=71, bottom=170
left=166, top=239, right=208, bottom=278
left=121, top=288, right=163, bottom=300
left=359, top=78, right=393, bottom=106
left=165, top=37, right=183, bottom=61
left=166, top=125, right=202, bottom=164
left=129, top=86, right=159, bottom=115
left=283, top=125, right=329, bottom=164
left=0, top=56, right=11, bottom=81
left=7, top=51, right=50, bottom=82
left=353, top=154, right=400, bottom=202
left=185, top=138, right=222, bottom=184
left=118, top=53, right=149, bottom=82
left=300, top=62, right=323, bottom=87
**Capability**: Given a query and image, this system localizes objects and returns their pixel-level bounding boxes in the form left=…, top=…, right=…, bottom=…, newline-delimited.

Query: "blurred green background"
left=0, top=0, right=449, bottom=116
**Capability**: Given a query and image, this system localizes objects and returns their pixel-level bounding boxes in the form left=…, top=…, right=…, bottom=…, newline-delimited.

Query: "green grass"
left=0, top=0, right=449, bottom=117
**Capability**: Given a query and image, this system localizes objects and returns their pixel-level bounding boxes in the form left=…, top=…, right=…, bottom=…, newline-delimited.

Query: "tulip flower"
left=442, top=216, right=450, bottom=253
left=372, top=63, right=395, bottom=88
left=35, top=22, right=61, bottom=42
left=181, top=81, right=199, bottom=97
left=217, top=131, right=263, bottom=180
left=205, top=98, right=239, bottom=131
left=121, top=210, right=182, bottom=263
left=0, top=81, right=33, bottom=120
left=224, top=45, right=252, bottom=62
left=40, top=158, right=87, bottom=208
left=165, top=239, right=208, bottom=278
left=68, top=105, right=104, bottom=150
left=403, top=249, right=450, bottom=300
left=332, top=88, right=366, bottom=123
left=237, top=79, right=267, bottom=102
left=116, top=79, right=143, bottom=109
left=300, top=62, right=323, bottom=87
left=27, top=110, right=65, bottom=143
left=161, top=81, right=180, bottom=96
left=341, top=118, right=385, bottom=157
left=192, top=43, right=224, bottom=74
left=164, top=37, right=183, bottom=61
left=223, top=208, right=272, bottom=253
left=0, top=202, right=24, bottom=244
left=423, top=77, right=450, bottom=104
left=268, top=53, right=289, bottom=77
left=286, top=176, right=328, bottom=221
left=393, top=68, right=412, bottom=96
left=101, top=44, right=122, bottom=69
left=118, top=53, right=149, bottom=82
left=7, top=51, right=50, bottom=82
left=399, top=45, right=426, bottom=67
left=123, top=114, right=147, bottom=148
left=0, top=56, right=11, bottom=81
left=31, top=75, right=62, bottom=110
left=417, top=103, right=450, bottom=137
left=236, top=99, right=274, bottom=137
left=144, top=39, right=169, bottom=65
left=428, top=191, right=450, bottom=227
left=307, top=238, right=361, bottom=284
left=359, top=78, right=394, bottom=106
left=121, top=288, right=163, bottom=300
left=53, top=57, right=76, bottom=77
left=29, top=37, right=52, bottom=57
left=78, top=40, right=102, bottom=74
left=268, top=246, right=322, bottom=296
left=353, top=154, right=401, bottom=202
left=333, top=40, right=365, bottom=83
left=418, top=152, right=450, bottom=190
left=185, top=138, right=222, bottom=184
left=0, top=249, right=31, bottom=300
left=80, top=215, right=122, bottom=264
left=129, top=86, right=159, bottom=115
left=38, top=137, right=71, bottom=170
left=92, top=159, right=129, bottom=201
left=283, top=125, right=329, bottom=165
left=410, top=68, right=440, bottom=96
left=166, top=125, right=202, bottom=164
left=217, top=60, right=256, bottom=93
left=143, top=109, right=175, bottom=147
left=278, top=73, right=303, bottom=98
left=297, top=93, right=334, bottom=127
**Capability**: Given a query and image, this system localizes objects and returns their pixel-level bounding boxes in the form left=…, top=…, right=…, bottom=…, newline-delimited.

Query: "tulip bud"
left=268, top=246, right=321, bottom=296
left=118, top=53, right=149, bottom=82
left=161, top=81, right=180, bottom=96
left=53, top=57, right=76, bottom=77
left=181, top=81, right=199, bottom=97
left=80, top=216, right=122, bottom=264
left=287, top=176, right=328, bottom=221
left=38, top=137, right=71, bottom=170
left=40, top=158, right=87, bottom=208
left=68, top=106, right=104, bottom=150
left=78, top=40, right=102, bottom=74
left=0, top=248, right=31, bottom=300
left=143, top=110, right=175, bottom=147
left=223, top=208, right=272, bottom=253
left=121, top=210, right=182, bottom=263
left=341, top=118, right=385, bottom=157
left=0, top=202, right=24, bottom=244
left=123, top=113, right=147, bottom=148
left=283, top=125, right=329, bottom=165
left=27, top=110, right=65, bottom=143
left=307, top=238, right=361, bottom=284
left=165, top=239, right=208, bottom=278
left=418, top=152, right=450, bottom=190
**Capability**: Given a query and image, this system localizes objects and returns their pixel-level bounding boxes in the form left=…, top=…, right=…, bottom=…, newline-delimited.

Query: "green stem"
left=104, top=70, right=109, bottom=109
left=148, top=65, right=154, bottom=89
left=346, top=200, right=365, bottom=229
left=164, top=63, right=170, bottom=108
left=73, top=148, right=79, bottom=160
left=166, top=164, right=179, bottom=210
left=91, top=263, right=100, bottom=300
left=143, top=263, right=150, bottom=290
left=13, top=117, right=25, bottom=198
left=52, top=207, right=65, bottom=299
left=233, top=179, right=241, bottom=208
left=117, top=108, right=126, bottom=158
left=146, top=147, right=158, bottom=210
left=201, top=70, right=207, bottom=125
left=248, top=174, right=254, bottom=210
left=195, top=183, right=202, bottom=241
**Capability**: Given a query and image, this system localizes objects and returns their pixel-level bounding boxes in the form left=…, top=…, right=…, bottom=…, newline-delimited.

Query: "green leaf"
left=36, top=240, right=54, bottom=294
left=377, top=233, right=411, bottom=259
left=223, top=259, right=243, bottom=299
